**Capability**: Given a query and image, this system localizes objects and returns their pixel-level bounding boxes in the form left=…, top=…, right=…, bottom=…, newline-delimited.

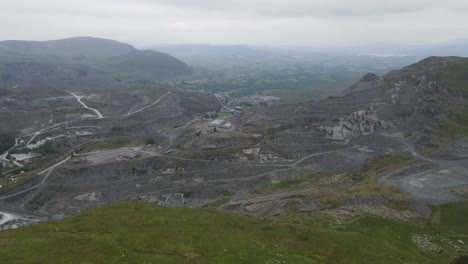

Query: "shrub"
left=145, top=138, right=156, bottom=145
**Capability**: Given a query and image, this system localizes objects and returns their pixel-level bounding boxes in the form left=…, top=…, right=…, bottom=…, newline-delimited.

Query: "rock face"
left=0, top=212, right=39, bottom=230
left=73, top=192, right=102, bottom=202
left=316, top=110, right=397, bottom=143
left=360, top=73, right=380, bottom=82
left=236, top=56, right=468, bottom=150
left=139, top=193, right=186, bottom=207
left=242, top=148, right=260, bottom=155
left=341, top=72, right=383, bottom=95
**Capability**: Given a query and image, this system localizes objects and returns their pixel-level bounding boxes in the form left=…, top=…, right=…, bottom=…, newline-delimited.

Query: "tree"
left=0, top=133, right=15, bottom=154
left=39, top=141, right=58, bottom=154
left=145, top=138, right=156, bottom=145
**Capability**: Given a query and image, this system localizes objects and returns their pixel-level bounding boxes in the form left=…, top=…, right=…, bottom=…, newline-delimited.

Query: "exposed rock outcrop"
left=73, top=192, right=102, bottom=202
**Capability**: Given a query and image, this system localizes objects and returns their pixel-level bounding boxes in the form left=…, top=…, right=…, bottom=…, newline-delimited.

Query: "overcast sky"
left=1, top=0, right=468, bottom=47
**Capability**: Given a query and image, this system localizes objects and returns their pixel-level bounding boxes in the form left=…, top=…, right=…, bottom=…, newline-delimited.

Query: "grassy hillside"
left=104, top=50, right=191, bottom=83
left=0, top=37, right=191, bottom=91
left=0, top=37, right=135, bottom=60
left=432, top=58, right=468, bottom=135
left=106, top=50, right=191, bottom=72
left=434, top=58, right=468, bottom=94
left=0, top=202, right=466, bottom=263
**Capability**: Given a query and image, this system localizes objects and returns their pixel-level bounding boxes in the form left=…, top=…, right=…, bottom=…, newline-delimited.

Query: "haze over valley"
left=1, top=1, right=468, bottom=263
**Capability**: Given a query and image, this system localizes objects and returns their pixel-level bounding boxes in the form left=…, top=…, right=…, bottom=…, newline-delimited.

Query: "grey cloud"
left=0, top=0, right=467, bottom=47
left=124, top=0, right=431, bottom=17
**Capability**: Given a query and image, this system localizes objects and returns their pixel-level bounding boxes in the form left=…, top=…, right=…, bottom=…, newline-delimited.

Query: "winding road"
left=0, top=138, right=19, bottom=161
left=0, top=157, right=70, bottom=200
left=21, top=92, right=104, bottom=148
left=0, top=91, right=104, bottom=197
left=380, top=133, right=468, bottom=204
left=69, top=92, right=104, bottom=119
left=124, top=92, right=171, bottom=117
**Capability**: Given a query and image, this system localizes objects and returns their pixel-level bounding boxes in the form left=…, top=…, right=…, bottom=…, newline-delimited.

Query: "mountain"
left=0, top=37, right=136, bottom=60
left=236, top=56, right=468, bottom=154
left=105, top=50, right=192, bottom=80
left=0, top=37, right=191, bottom=91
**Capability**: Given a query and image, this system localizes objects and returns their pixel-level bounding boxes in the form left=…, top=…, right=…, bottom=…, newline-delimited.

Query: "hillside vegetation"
left=0, top=202, right=466, bottom=263
left=0, top=133, right=15, bottom=154
left=0, top=37, right=191, bottom=91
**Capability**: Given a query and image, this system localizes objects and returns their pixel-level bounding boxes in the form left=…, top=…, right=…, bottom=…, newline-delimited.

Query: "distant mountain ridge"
left=153, top=41, right=468, bottom=61
left=0, top=37, right=191, bottom=91
left=0, top=37, right=136, bottom=59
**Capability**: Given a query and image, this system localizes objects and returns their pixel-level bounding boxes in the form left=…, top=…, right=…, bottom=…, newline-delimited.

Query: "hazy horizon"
left=2, top=0, right=468, bottom=48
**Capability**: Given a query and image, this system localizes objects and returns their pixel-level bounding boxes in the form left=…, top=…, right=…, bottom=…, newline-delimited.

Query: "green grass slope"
left=0, top=37, right=136, bottom=60
left=105, top=50, right=192, bottom=81
left=0, top=202, right=466, bottom=263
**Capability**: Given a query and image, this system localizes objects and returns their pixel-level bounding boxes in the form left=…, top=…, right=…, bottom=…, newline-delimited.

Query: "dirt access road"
left=381, top=133, right=468, bottom=205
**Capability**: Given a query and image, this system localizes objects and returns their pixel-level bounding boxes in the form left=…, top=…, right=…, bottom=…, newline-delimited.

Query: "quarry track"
left=117, top=167, right=305, bottom=202
left=140, top=147, right=349, bottom=169
left=381, top=158, right=468, bottom=205
left=0, top=138, right=19, bottom=161
left=380, top=133, right=468, bottom=204
left=0, top=91, right=106, bottom=200
left=69, top=92, right=104, bottom=119
left=23, top=92, right=105, bottom=148
left=288, top=148, right=354, bottom=167
left=124, top=92, right=171, bottom=117
left=0, top=157, right=70, bottom=200
left=382, top=132, right=444, bottom=165
left=117, top=147, right=353, bottom=202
